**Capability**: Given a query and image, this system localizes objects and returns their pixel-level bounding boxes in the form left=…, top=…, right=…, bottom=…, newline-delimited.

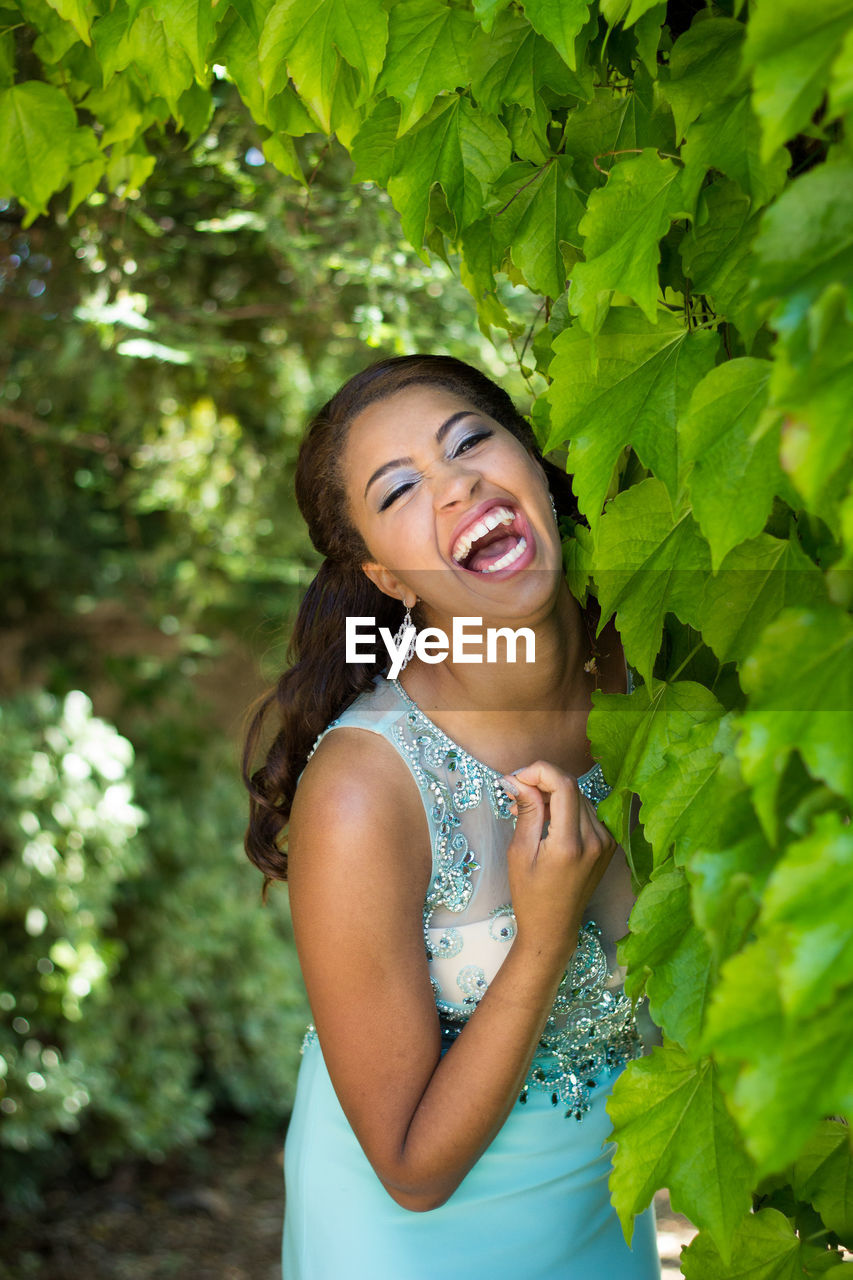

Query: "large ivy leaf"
left=470, top=8, right=591, bottom=115
left=258, top=0, right=388, bottom=132
left=149, top=0, right=219, bottom=81
left=607, top=1044, right=754, bottom=1259
left=592, top=478, right=712, bottom=686
left=679, top=178, right=766, bottom=346
left=658, top=17, right=746, bottom=141
left=0, top=80, right=98, bottom=223
left=122, top=8, right=195, bottom=114
left=742, top=0, right=853, bottom=161
left=681, top=91, right=789, bottom=211
left=636, top=714, right=733, bottom=871
left=560, top=83, right=674, bottom=194
left=766, top=306, right=853, bottom=536
left=686, top=805, right=777, bottom=964
left=681, top=1207, right=844, bottom=1278
left=545, top=309, right=717, bottom=536
left=589, top=678, right=727, bottom=856
left=520, top=0, right=593, bottom=70
left=567, top=150, right=697, bottom=335
left=377, top=0, right=474, bottom=136
left=695, top=533, right=828, bottom=668
left=386, top=95, right=511, bottom=248
left=350, top=96, right=401, bottom=185
left=45, top=0, right=92, bottom=45
left=734, top=605, right=853, bottom=843
left=791, top=1119, right=853, bottom=1243
left=750, top=162, right=853, bottom=322
left=758, top=810, right=853, bottom=1018
left=678, top=359, right=781, bottom=569
left=483, top=157, right=585, bottom=297
left=619, top=864, right=714, bottom=1050
left=705, top=939, right=853, bottom=1174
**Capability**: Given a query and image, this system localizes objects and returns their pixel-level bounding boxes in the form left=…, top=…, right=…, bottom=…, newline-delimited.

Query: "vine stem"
left=593, top=148, right=682, bottom=173
left=668, top=640, right=705, bottom=683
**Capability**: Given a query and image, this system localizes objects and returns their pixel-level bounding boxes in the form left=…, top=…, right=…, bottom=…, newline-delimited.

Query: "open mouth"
left=450, top=504, right=529, bottom=575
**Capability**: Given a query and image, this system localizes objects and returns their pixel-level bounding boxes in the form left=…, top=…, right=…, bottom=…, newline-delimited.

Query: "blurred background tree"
left=0, top=78, right=529, bottom=1207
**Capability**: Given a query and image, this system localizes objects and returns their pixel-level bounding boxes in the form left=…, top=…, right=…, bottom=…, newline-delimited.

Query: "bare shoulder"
left=288, top=725, right=433, bottom=892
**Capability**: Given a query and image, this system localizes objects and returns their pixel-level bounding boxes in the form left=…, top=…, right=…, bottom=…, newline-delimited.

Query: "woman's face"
left=341, top=383, right=564, bottom=628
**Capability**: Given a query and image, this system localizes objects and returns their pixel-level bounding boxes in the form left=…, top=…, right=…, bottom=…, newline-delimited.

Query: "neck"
left=397, top=580, right=597, bottom=714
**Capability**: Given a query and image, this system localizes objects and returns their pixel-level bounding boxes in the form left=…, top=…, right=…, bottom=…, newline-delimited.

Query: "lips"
left=447, top=499, right=534, bottom=576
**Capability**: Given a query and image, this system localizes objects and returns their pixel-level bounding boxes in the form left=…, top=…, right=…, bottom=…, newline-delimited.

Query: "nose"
left=428, top=454, right=482, bottom=510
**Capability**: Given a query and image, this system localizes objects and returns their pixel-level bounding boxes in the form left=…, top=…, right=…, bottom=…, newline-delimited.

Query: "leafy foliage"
left=1, top=0, right=852, bottom=1269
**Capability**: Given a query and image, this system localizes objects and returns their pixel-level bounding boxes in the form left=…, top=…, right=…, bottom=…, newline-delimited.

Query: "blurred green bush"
left=0, top=687, right=309, bottom=1208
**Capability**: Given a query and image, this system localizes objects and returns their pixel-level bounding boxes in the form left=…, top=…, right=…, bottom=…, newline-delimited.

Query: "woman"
left=243, top=355, right=660, bottom=1278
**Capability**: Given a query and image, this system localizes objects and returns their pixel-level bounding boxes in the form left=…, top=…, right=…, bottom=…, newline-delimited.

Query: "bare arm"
left=287, top=728, right=619, bottom=1212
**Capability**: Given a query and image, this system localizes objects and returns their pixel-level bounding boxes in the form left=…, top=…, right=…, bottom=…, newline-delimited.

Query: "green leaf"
left=694, top=533, right=828, bottom=668
left=545, top=307, right=718, bottom=529
left=686, top=803, right=777, bottom=964
left=588, top=677, right=727, bottom=857
left=0, top=81, right=95, bottom=223
left=705, top=939, right=853, bottom=1175
left=149, top=0, right=219, bottom=81
left=376, top=0, right=474, bottom=136
left=560, top=84, right=674, bottom=194
left=592, top=477, right=712, bottom=687
left=45, top=0, right=92, bottom=45
left=681, top=1207, right=843, bottom=1279
left=681, top=92, right=789, bottom=211
left=679, top=178, right=765, bottom=345
left=829, top=25, right=853, bottom=118
left=261, top=132, right=303, bottom=183
left=483, top=157, right=585, bottom=298
left=734, top=605, right=853, bottom=842
left=751, top=162, right=853, bottom=321
left=636, top=713, right=733, bottom=871
left=567, top=150, right=697, bottom=335
left=742, top=0, right=853, bottom=161
left=123, top=8, right=195, bottom=114
left=791, top=1119, right=853, bottom=1243
left=386, top=95, right=511, bottom=248
left=620, top=864, right=714, bottom=1050
left=607, top=1044, right=754, bottom=1259
left=658, top=17, right=747, bottom=141
left=678, top=359, right=782, bottom=569
left=471, top=8, right=592, bottom=113
left=765, top=304, right=853, bottom=537
left=258, top=0, right=388, bottom=132
left=520, top=0, right=593, bottom=70
left=471, top=0, right=510, bottom=33
left=350, top=97, right=401, bottom=185
left=759, top=810, right=853, bottom=1018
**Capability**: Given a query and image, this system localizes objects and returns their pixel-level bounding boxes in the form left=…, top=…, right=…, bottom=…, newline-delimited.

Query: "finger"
left=509, top=759, right=573, bottom=801
left=540, top=771, right=582, bottom=855
left=499, top=773, right=546, bottom=856
left=577, top=789, right=617, bottom=858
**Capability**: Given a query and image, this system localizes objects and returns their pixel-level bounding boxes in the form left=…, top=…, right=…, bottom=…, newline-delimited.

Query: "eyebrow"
left=363, top=410, right=478, bottom=500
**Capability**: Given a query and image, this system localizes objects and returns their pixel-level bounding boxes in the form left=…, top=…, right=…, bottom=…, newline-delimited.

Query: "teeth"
left=451, top=505, right=515, bottom=564
left=480, top=535, right=527, bottom=573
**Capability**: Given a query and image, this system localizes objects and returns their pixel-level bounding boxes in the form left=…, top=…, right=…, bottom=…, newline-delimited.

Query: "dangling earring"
left=391, top=596, right=418, bottom=673
left=549, top=493, right=559, bottom=526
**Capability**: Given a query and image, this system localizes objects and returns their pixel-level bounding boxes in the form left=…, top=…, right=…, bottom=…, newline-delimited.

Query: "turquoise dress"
left=283, top=668, right=660, bottom=1279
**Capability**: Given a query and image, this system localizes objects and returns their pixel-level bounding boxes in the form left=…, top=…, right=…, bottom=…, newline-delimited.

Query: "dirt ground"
left=2, top=1112, right=697, bottom=1279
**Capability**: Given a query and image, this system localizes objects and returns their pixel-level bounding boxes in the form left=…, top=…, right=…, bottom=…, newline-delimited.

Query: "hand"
left=499, top=761, right=617, bottom=967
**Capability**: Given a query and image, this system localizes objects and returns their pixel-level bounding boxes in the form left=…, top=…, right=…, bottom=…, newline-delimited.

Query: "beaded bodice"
left=298, top=668, right=643, bottom=1119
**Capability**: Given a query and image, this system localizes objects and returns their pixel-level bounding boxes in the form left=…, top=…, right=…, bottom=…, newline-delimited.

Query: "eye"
left=454, top=430, right=492, bottom=455
left=379, top=481, right=415, bottom=511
